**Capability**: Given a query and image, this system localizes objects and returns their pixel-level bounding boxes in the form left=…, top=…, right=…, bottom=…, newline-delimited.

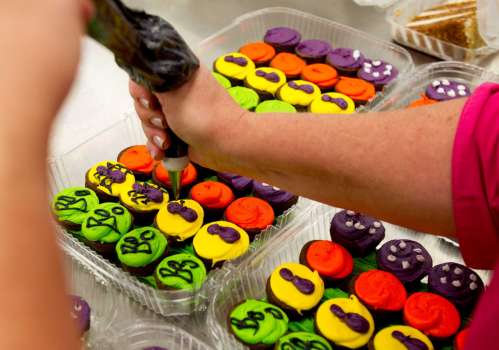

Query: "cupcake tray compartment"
left=205, top=202, right=491, bottom=350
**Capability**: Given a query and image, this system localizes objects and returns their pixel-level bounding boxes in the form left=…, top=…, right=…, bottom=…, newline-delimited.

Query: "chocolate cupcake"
left=228, top=86, right=261, bottom=111
left=255, top=100, right=297, bottom=113
left=277, top=80, right=321, bottom=111
left=376, top=239, right=432, bottom=284
left=155, top=253, right=206, bottom=291
left=329, top=210, right=385, bottom=257
left=70, top=295, right=91, bottom=340
left=117, top=145, right=156, bottom=180
left=85, top=161, right=135, bottom=202
left=428, top=262, right=484, bottom=310
left=263, top=27, right=301, bottom=52
left=217, top=172, right=254, bottom=197
left=301, top=63, right=339, bottom=91
left=239, top=42, right=276, bottom=67
left=335, top=76, right=376, bottom=106
left=52, top=187, right=99, bottom=231
left=299, top=240, right=353, bottom=282
left=189, top=180, right=235, bottom=222
left=275, top=332, right=332, bottom=350
left=357, top=59, right=399, bottom=91
left=224, top=197, right=275, bottom=239
left=245, top=67, right=287, bottom=100
left=152, top=162, right=198, bottom=198
left=295, top=39, right=332, bottom=64
left=326, top=48, right=366, bottom=76
left=270, top=53, right=306, bottom=79
left=308, top=92, right=356, bottom=114
left=425, top=80, right=471, bottom=101
left=155, top=199, right=204, bottom=243
left=369, top=325, right=434, bottom=350
left=252, top=181, right=298, bottom=216
left=119, top=181, right=168, bottom=225
left=212, top=72, right=232, bottom=89
left=213, top=52, right=256, bottom=86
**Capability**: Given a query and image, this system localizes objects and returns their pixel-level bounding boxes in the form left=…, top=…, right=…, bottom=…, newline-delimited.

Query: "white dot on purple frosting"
left=437, top=87, right=445, bottom=94
left=442, top=264, right=450, bottom=272
left=345, top=221, right=353, bottom=227
left=447, top=90, right=456, bottom=98
left=387, top=254, right=397, bottom=262
left=470, top=282, right=478, bottom=290
left=353, top=50, right=361, bottom=60
left=354, top=222, right=366, bottom=230
left=373, top=72, right=380, bottom=78
left=458, top=90, right=467, bottom=96
left=416, top=255, right=425, bottom=262
left=442, top=79, right=450, bottom=86
left=401, top=260, right=410, bottom=269
left=413, top=248, right=422, bottom=253
left=399, top=241, right=407, bottom=249
left=452, top=280, right=462, bottom=287
left=470, top=274, right=477, bottom=281
left=369, top=228, right=376, bottom=234
left=346, top=210, right=356, bottom=216
left=390, top=245, right=398, bottom=253
left=372, top=60, right=382, bottom=67
left=454, top=267, right=463, bottom=275
left=440, top=277, right=447, bottom=284
left=373, top=222, right=381, bottom=228
left=432, top=80, right=441, bottom=87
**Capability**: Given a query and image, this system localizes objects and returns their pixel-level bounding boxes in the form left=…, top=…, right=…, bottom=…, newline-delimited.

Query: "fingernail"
left=153, top=135, right=166, bottom=149
left=150, top=117, right=164, bottom=128
left=139, top=98, right=150, bottom=109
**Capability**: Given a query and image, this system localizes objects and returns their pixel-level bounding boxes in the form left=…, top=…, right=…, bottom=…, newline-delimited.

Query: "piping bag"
left=87, top=0, right=200, bottom=199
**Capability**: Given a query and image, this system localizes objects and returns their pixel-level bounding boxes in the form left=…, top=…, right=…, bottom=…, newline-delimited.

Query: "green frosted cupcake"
left=116, top=227, right=168, bottom=276
left=275, top=332, right=332, bottom=350
left=212, top=72, right=232, bottom=89
left=228, top=86, right=260, bottom=110
left=52, top=187, right=99, bottom=230
left=154, top=253, right=206, bottom=291
left=255, top=100, right=297, bottom=113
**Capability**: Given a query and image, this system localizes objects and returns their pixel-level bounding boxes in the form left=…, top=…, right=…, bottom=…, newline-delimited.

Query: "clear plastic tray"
left=386, top=0, right=498, bottom=62
left=196, top=7, right=415, bottom=109
left=205, top=202, right=491, bottom=350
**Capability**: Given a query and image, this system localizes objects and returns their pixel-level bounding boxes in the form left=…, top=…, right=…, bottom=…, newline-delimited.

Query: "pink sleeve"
left=452, top=83, right=499, bottom=269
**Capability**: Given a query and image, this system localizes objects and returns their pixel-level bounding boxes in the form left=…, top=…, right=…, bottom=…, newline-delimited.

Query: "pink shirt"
left=452, top=83, right=499, bottom=349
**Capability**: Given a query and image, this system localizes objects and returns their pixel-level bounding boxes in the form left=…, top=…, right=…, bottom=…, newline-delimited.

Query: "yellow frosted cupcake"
left=309, top=92, right=356, bottom=114
left=119, top=181, right=169, bottom=225
left=155, top=199, right=204, bottom=242
left=277, top=80, right=321, bottom=110
left=244, top=67, right=286, bottom=100
left=85, top=161, right=135, bottom=202
left=213, top=52, right=255, bottom=85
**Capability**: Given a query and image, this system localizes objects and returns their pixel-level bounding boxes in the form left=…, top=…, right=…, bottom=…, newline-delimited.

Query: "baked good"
left=85, top=161, right=135, bottom=202
left=228, top=86, right=260, bottom=110
left=299, top=240, right=353, bottom=281
left=427, top=262, right=484, bottom=310
left=266, top=262, right=324, bottom=315
left=408, top=95, right=438, bottom=108
left=270, top=53, right=306, bottom=79
left=295, top=39, right=332, bottom=63
left=252, top=182, right=298, bottom=216
left=274, top=332, right=332, bottom=350
left=255, top=100, right=297, bottom=113
left=277, top=80, right=321, bottom=110
left=326, top=48, right=366, bottom=76
left=142, top=348, right=167, bottom=350
left=357, top=59, right=399, bottom=91
left=193, top=221, right=249, bottom=268
left=301, top=63, right=339, bottom=91
left=329, top=210, right=385, bottom=256
left=353, top=269, right=407, bottom=313
left=224, top=197, right=275, bottom=238
left=425, top=79, right=471, bottom=101
left=152, top=162, right=198, bottom=196
left=116, top=227, right=168, bottom=276
left=212, top=72, right=232, bottom=89
left=264, top=27, right=302, bottom=52
left=155, top=199, right=204, bottom=242
left=117, top=145, right=156, bottom=180
left=70, top=295, right=91, bottom=338
left=239, top=42, right=276, bottom=66
left=315, top=295, right=375, bottom=349
left=245, top=67, right=287, bottom=100
left=309, top=92, right=356, bottom=114
left=335, top=77, right=376, bottom=105
left=217, top=172, right=254, bottom=197
left=229, top=299, right=288, bottom=349
left=454, top=328, right=469, bottom=350
left=119, top=181, right=168, bottom=224
left=214, top=52, right=255, bottom=85
left=377, top=239, right=433, bottom=284
left=52, top=187, right=99, bottom=230
left=155, top=253, right=206, bottom=291
left=81, top=202, right=133, bottom=255
left=189, top=180, right=235, bottom=221
left=370, top=325, right=434, bottom=350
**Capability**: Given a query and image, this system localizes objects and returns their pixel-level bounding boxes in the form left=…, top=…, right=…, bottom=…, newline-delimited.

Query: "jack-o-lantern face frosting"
left=81, top=202, right=133, bottom=244
left=70, top=295, right=91, bottom=336
left=86, top=161, right=135, bottom=197
left=372, top=325, right=434, bottom=350
left=155, top=253, right=206, bottom=291
left=52, top=187, right=99, bottom=227
left=116, top=227, right=167, bottom=268
left=120, top=181, right=168, bottom=212
left=275, top=332, right=332, bottom=350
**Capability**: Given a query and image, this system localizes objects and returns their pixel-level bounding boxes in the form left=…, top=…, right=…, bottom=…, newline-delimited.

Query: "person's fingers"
left=129, top=80, right=161, bottom=110
left=142, top=123, right=170, bottom=151
left=146, top=140, right=164, bottom=161
left=134, top=100, right=167, bottom=129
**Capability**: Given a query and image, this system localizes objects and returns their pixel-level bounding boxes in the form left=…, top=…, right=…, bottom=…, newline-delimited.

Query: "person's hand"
left=129, top=64, right=247, bottom=171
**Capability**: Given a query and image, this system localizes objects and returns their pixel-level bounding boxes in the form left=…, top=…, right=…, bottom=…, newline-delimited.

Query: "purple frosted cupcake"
left=425, top=79, right=471, bottom=101
left=428, top=262, right=484, bottom=310
left=252, top=181, right=298, bottom=216
left=357, top=59, right=398, bottom=91
left=377, top=239, right=433, bottom=284
left=70, top=295, right=91, bottom=338
left=264, top=27, right=302, bottom=52
left=326, top=48, right=365, bottom=76
left=330, top=210, right=385, bottom=256
left=295, top=39, right=332, bottom=63
left=217, top=172, right=254, bottom=197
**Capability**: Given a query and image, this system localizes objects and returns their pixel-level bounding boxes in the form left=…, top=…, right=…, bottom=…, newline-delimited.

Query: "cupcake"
left=117, top=145, right=156, bottom=180
left=315, top=295, right=375, bottom=349
left=277, top=80, right=321, bottom=110
left=301, top=63, right=339, bottom=91
left=255, top=100, right=296, bottom=113
left=377, top=239, right=432, bottom=284
left=263, top=27, right=302, bottom=52
left=155, top=253, right=206, bottom=291
left=335, top=77, right=376, bottom=106
left=52, top=187, right=99, bottom=231
left=357, top=59, right=399, bottom=91
left=252, top=182, right=298, bottom=216
left=370, top=325, right=434, bottom=350
left=229, top=299, right=288, bottom=349
left=239, top=42, right=276, bottom=66
left=115, top=227, right=168, bottom=276
left=143, top=348, right=167, bottom=350
left=244, top=67, right=287, bottom=100
left=213, top=52, right=255, bottom=85
left=454, top=328, right=469, bottom=350
left=309, top=92, right=356, bottom=114
left=425, top=80, right=471, bottom=101
left=85, top=161, right=135, bottom=202
left=275, top=332, right=332, bottom=350
left=189, top=180, right=235, bottom=221
left=326, top=48, right=366, bottom=76
left=295, top=39, right=332, bottom=63
left=408, top=94, right=438, bottom=108
left=152, top=162, right=198, bottom=197
left=81, top=202, right=133, bottom=255
left=193, top=221, right=249, bottom=268
left=119, top=181, right=168, bottom=225
left=270, top=53, right=306, bottom=79
left=299, top=240, right=354, bottom=282
left=228, top=86, right=260, bottom=111
left=70, top=295, right=91, bottom=340
left=427, top=262, right=484, bottom=310
left=224, top=197, right=275, bottom=238
left=266, top=262, right=325, bottom=316
left=403, top=292, right=460, bottom=339
left=217, top=172, right=254, bottom=197
left=212, top=72, right=232, bottom=89
left=329, top=210, right=385, bottom=257
left=155, top=199, right=204, bottom=243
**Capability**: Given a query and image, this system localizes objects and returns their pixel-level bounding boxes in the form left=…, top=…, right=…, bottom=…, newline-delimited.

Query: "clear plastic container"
left=205, top=202, right=491, bottom=349
left=196, top=7, right=415, bottom=109
left=386, top=0, right=498, bottom=62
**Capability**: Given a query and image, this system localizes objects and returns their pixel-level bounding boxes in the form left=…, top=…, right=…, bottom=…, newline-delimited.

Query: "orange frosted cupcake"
left=152, top=162, right=198, bottom=197
left=335, top=77, right=376, bottom=106
left=117, top=145, right=156, bottom=180
left=270, top=52, right=306, bottom=79
left=239, top=42, right=276, bottom=66
left=408, top=95, right=438, bottom=108
left=190, top=181, right=235, bottom=221
left=224, top=197, right=275, bottom=239
left=301, top=63, right=339, bottom=91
